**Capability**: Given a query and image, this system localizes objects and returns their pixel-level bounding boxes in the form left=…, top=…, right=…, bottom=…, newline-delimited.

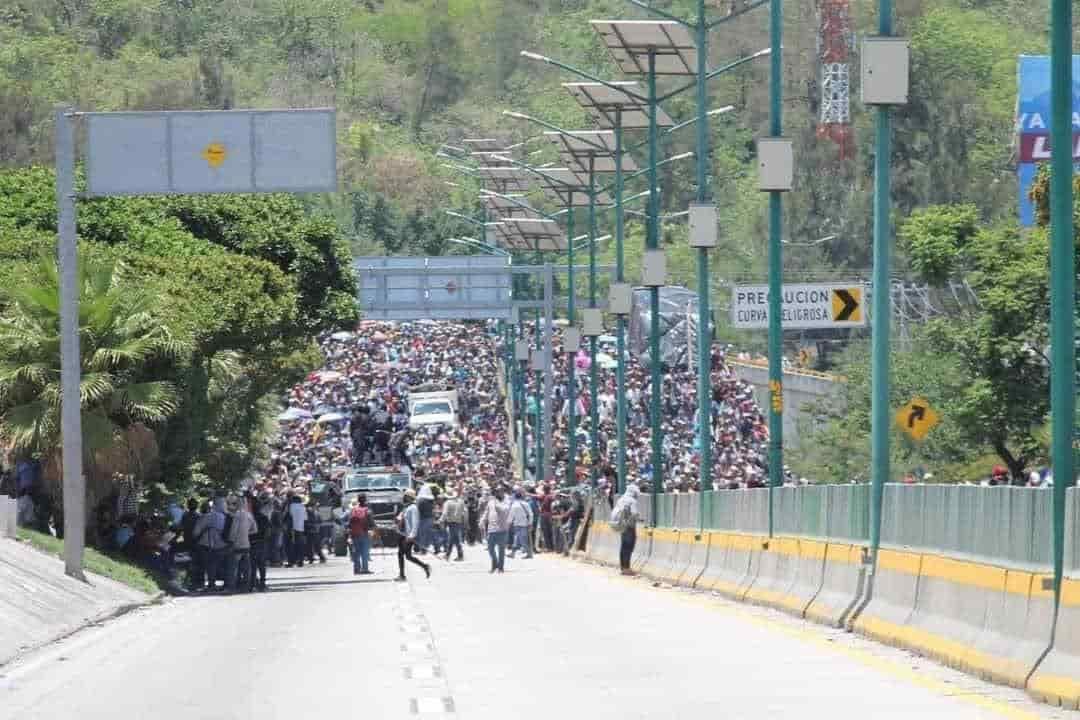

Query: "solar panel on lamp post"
left=586, top=10, right=770, bottom=523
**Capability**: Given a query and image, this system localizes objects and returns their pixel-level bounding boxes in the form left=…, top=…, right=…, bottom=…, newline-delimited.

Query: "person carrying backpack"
left=610, top=483, right=641, bottom=576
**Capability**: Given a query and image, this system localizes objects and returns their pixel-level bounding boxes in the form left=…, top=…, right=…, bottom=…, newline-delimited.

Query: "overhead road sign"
left=354, top=255, right=512, bottom=321
left=731, top=282, right=866, bottom=329
left=895, top=397, right=940, bottom=441
left=563, top=82, right=675, bottom=129
left=84, top=108, right=336, bottom=196
left=545, top=131, right=638, bottom=173
left=590, top=20, right=698, bottom=76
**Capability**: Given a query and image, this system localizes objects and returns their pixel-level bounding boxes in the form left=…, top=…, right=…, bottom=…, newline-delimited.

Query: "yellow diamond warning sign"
left=200, top=142, right=227, bottom=168
left=895, top=397, right=940, bottom=441
left=831, top=287, right=862, bottom=323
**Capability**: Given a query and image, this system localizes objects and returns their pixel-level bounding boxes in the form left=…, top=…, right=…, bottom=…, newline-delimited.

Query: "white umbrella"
left=330, top=331, right=353, bottom=341
left=277, top=407, right=313, bottom=422
left=316, top=412, right=347, bottom=424
left=316, top=370, right=344, bottom=382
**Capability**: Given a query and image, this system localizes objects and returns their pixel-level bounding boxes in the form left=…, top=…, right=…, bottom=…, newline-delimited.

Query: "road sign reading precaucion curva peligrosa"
left=731, top=283, right=866, bottom=329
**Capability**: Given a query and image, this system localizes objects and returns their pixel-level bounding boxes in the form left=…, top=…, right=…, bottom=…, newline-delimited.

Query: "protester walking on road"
left=286, top=494, right=306, bottom=567
left=249, top=493, right=270, bottom=591
left=348, top=494, right=374, bottom=575
left=194, top=497, right=227, bottom=591
left=225, top=495, right=255, bottom=593
left=305, top=500, right=327, bottom=564
left=441, top=490, right=466, bottom=561
left=611, top=483, right=641, bottom=576
left=508, top=488, right=533, bottom=559
left=481, top=487, right=511, bottom=573
left=397, top=489, right=431, bottom=581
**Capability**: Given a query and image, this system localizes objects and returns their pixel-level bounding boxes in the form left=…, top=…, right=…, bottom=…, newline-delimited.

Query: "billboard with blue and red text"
left=1017, top=55, right=1080, bottom=226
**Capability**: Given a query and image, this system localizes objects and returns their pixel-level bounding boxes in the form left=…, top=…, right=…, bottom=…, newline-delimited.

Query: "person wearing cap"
left=440, top=490, right=466, bottom=561
left=396, top=488, right=431, bottom=581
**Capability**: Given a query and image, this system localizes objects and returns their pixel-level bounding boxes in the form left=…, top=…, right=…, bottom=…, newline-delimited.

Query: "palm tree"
left=0, top=254, right=189, bottom=460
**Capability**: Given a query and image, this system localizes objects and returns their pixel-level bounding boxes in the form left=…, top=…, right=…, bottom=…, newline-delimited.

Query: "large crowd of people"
left=518, top=324, right=775, bottom=492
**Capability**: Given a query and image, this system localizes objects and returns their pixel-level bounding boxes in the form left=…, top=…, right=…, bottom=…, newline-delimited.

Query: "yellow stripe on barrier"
left=1059, top=577, right=1080, bottom=607
left=876, top=548, right=922, bottom=575
left=919, top=554, right=1006, bottom=593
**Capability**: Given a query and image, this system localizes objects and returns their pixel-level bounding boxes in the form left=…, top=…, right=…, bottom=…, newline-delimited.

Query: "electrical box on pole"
left=688, top=202, right=718, bottom=248
left=861, top=38, right=910, bottom=105
left=563, top=327, right=582, bottom=353
left=515, top=339, right=531, bottom=362
left=582, top=308, right=604, bottom=336
left=641, top=249, right=667, bottom=287
left=608, top=283, right=633, bottom=315
left=530, top=348, right=546, bottom=372
left=757, top=138, right=794, bottom=191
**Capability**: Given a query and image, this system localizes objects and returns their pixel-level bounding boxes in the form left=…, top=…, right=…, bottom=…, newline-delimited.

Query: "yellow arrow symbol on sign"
left=200, top=142, right=227, bottom=169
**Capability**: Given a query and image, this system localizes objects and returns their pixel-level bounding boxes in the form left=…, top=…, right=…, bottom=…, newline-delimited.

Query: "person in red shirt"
left=348, top=494, right=374, bottom=575
left=538, top=484, right=555, bottom=552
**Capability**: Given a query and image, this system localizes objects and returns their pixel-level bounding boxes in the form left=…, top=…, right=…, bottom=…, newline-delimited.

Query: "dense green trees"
left=0, top=165, right=356, bottom=504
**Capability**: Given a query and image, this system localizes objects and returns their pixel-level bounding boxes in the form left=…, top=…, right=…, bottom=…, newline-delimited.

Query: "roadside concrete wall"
left=729, top=361, right=845, bottom=449
left=0, top=538, right=149, bottom=666
left=582, top=485, right=1078, bottom=709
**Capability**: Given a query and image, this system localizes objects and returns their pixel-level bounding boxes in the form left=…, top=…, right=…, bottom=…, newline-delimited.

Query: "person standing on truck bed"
left=396, top=489, right=431, bottom=582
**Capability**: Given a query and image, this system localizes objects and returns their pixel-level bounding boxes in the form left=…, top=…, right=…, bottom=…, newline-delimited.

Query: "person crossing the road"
left=396, top=489, right=431, bottom=582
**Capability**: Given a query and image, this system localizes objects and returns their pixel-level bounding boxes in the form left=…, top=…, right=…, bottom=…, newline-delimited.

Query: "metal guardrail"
left=630, top=484, right=1067, bottom=572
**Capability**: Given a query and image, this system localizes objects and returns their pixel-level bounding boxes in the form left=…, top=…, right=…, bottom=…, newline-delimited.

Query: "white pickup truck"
left=407, top=390, right=460, bottom=430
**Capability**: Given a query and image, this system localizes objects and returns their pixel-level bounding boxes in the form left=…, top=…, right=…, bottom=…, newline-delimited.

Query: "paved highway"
left=0, top=548, right=1064, bottom=719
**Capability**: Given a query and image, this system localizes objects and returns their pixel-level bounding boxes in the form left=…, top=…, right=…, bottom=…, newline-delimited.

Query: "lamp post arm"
left=655, top=49, right=770, bottom=104
left=479, top=188, right=559, bottom=221
left=706, top=0, right=770, bottom=29
left=520, top=51, right=649, bottom=103
left=503, top=111, right=609, bottom=153
left=625, top=0, right=693, bottom=26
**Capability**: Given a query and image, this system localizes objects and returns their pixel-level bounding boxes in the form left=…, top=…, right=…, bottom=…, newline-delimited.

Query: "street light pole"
left=588, top=157, right=600, bottom=484
left=614, top=110, right=628, bottom=494
left=766, top=0, right=785, bottom=536
left=694, top=1, right=714, bottom=528
left=1049, top=0, right=1075, bottom=601
left=567, top=200, right=578, bottom=489
left=647, top=48, right=664, bottom=515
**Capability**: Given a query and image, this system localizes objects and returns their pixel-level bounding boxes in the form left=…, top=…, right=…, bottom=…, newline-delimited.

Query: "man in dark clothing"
left=249, top=496, right=270, bottom=592
left=305, top=502, right=327, bottom=564
left=180, top=498, right=201, bottom=589
left=538, top=486, right=555, bottom=553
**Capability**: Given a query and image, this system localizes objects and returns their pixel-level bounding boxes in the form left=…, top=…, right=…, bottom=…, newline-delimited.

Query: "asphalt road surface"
left=0, top=543, right=1066, bottom=720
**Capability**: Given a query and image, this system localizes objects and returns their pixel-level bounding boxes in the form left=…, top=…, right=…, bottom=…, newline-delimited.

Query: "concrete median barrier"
left=805, top=544, right=866, bottom=627
left=1029, top=576, right=1080, bottom=708
left=674, top=532, right=710, bottom=588
left=631, top=527, right=653, bottom=573
left=698, top=533, right=759, bottom=599
left=777, top=539, right=828, bottom=617
left=639, top=528, right=680, bottom=582
left=744, top=537, right=800, bottom=609
left=850, top=548, right=921, bottom=641
left=585, top=521, right=619, bottom=566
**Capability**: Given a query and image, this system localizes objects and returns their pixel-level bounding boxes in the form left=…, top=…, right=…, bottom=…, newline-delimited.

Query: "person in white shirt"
left=507, top=488, right=534, bottom=559
left=225, top=495, right=256, bottom=593
left=286, top=494, right=307, bottom=567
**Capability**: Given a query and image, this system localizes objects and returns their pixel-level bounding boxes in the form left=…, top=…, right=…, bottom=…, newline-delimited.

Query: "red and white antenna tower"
left=818, top=0, right=854, bottom=159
